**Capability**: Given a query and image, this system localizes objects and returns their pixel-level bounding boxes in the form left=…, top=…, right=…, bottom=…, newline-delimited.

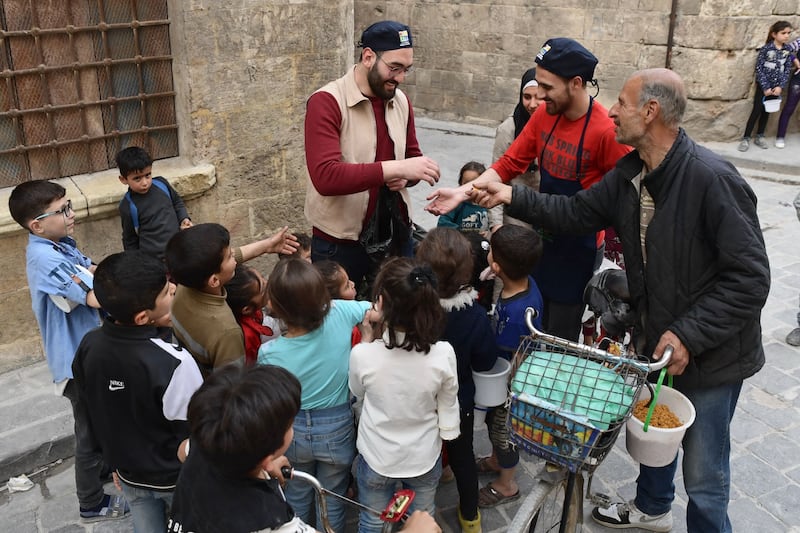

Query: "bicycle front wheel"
left=509, top=469, right=583, bottom=533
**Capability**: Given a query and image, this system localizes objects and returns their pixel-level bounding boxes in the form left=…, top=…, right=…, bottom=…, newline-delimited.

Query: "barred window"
left=0, top=0, right=178, bottom=188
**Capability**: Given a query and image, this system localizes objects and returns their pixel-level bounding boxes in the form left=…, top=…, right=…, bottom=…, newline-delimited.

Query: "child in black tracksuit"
left=72, top=251, right=203, bottom=531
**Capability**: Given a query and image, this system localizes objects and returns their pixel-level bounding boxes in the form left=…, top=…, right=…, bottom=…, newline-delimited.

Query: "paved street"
left=1, top=118, right=799, bottom=532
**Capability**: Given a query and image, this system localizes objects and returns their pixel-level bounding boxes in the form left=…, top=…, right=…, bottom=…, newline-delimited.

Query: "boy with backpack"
left=117, top=146, right=192, bottom=259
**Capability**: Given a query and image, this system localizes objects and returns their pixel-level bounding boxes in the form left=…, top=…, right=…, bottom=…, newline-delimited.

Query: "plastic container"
left=763, top=97, right=782, bottom=113
left=472, top=358, right=511, bottom=407
left=626, top=385, right=696, bottom=467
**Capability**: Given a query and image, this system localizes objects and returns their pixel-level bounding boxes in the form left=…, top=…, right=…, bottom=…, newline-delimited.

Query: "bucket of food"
left=625, top=385, right=695, bottom=467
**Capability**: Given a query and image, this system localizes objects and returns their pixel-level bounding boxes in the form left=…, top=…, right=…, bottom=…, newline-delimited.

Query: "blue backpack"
left=124, top=178, right=171, bottom=234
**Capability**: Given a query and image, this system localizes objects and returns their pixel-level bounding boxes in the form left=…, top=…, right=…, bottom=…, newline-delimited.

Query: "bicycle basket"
left=508, top=334, right=648, bottom=473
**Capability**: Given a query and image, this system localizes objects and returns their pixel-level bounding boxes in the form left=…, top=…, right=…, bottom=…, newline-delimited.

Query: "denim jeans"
left=285, top=403, right=355, bottom=533
left=635, top=381, right=742, bottom=533
left=119, top=480, right=173, bottom=533
left=63, top=380, right=106, bottom=509
left=356, top=454, right=442, bottom=533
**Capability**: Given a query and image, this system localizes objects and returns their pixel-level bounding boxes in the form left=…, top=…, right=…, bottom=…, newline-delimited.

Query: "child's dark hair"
left=8, top=180, right=67, bottom=229
left=267, top=258, right=330, bottom=331
left=314, top=260, right=347, bottom=299
left=766, top=21, right=793, bottom=43
left=225, top=264, right=263, bottom=319
left=416, top=227, right=473, bottom=298
left=93, top=251, right=168, bottom=324
left=458, top=161, right=486, bottom=185
left=490, top=225, right=542, bottom=280
left=278, top=232, right=311, bottom=260
left=166, top=223, right=230, bottom=289
left=372, top=257, right=444, bottom=353
left=116, top=146, right=153, bottom=178
left=187, top=364, right=301, bottom=477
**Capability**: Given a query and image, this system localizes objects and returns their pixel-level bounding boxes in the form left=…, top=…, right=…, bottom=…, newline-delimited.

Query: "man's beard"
left=367, top=63, right=398, bottom=100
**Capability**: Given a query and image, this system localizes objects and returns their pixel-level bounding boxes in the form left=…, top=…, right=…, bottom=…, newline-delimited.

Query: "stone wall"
left=355, top=0, right=800, bottom=141
left=0, top=0, right=351, bottom=372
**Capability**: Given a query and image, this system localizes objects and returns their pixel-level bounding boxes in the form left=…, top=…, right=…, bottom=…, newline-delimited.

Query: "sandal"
left=475, top=456, right=500, bottom=474
left=477, top=483, right=521, bottom=508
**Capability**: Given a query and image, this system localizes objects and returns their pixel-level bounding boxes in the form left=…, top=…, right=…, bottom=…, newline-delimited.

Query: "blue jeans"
left=285, top=403, right=355, bottom=533
left=119, top=480, right=173, bottom=533
left=635, top=381, right=742, bottom=533
left=356, top=454, right=441, bottom=533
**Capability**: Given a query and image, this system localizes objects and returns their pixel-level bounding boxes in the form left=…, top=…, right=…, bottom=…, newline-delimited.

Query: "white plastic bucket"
left=763, top=97, right=782, bottom=113
left=626, top=386, right=696, bottom=467
left=472, top=358, right=511, bottom=407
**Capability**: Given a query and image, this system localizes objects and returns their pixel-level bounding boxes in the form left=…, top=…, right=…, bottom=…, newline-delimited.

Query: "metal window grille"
left=0, top=0, right=178, bottom=187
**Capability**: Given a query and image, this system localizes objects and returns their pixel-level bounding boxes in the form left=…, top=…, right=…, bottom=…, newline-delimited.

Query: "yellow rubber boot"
left=458, top=509, right=482, bottom=533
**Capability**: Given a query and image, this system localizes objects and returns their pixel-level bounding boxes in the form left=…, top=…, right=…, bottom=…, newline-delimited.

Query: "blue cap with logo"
left=359, top=20, right=413, bottom=51
left=535, top=37, right=598, bottom=83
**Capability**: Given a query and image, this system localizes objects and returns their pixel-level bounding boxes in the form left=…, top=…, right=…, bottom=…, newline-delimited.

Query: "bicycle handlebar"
left=523, top=307, right=672, bottom=373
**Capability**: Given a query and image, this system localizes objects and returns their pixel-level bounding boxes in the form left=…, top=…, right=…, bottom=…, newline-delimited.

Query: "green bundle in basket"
left=511, top=351, right=635, bottom=430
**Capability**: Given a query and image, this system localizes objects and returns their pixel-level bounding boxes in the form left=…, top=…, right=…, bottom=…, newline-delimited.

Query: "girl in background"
left=224, top=264, right=273, bottom=365
left=436, top=161, right=489, bottom=234
left=349, top=257, right=459, bottom=533
left=775, top=52, right=800, bottom=148
left=257, top=258, right=370, bottom=533
left=417, top=228, right=497, bottom=533
left=738, top=21, right=794, bottom=151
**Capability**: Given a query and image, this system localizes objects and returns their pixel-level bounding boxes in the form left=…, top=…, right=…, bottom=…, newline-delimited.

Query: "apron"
left=533, top=98, right=599, bottom=304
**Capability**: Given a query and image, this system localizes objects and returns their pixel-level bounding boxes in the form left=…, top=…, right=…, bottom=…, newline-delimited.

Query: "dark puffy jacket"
left=507, top=129, right=770, bottom=390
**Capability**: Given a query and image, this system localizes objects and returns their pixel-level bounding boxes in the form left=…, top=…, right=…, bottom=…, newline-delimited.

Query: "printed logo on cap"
left=398, top=30, right=411, bottom=47
left=536, top=44, right=551, bottom=61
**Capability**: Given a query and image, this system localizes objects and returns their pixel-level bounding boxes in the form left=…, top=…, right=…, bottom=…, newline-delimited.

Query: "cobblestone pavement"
left=1, top=118, right=799, bottom=532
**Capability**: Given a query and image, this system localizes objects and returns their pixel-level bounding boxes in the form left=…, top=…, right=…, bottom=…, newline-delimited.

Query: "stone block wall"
left=355, top=0, right=800, bottom=140
left=0, top=0, right=351, bottom=371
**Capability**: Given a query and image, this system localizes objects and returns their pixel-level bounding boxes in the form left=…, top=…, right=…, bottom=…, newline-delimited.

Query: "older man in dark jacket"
left=463, top=69, right=770, bottom=533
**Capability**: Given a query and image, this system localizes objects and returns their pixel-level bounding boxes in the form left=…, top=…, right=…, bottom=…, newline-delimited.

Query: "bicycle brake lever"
left=280, top=466, right=293, bottom=479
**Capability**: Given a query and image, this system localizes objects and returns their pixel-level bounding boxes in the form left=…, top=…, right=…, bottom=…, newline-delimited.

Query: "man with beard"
left=427, top=38, right=630, bottom=342
left=466, top=68, right=770, bottom=533
left=304, top=20, right=440, bottom=293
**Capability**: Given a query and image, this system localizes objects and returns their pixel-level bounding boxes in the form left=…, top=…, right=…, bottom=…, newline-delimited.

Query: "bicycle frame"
left=283, top=467, right=413, bottom=533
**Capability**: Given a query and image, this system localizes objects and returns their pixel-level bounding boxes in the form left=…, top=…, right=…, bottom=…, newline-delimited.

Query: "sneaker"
left=776, top=138, right=786, bottom=149
left=787, top=327, right=800, bottom=347
left=753, top=135, right=768, bottom=149
left=591, top=500, right=672, bottom=532
left=458, top=509, right=482, bottom=533
left=737, top=139, right=750, bottom=152
left=80, top=493, right=130, bottom=523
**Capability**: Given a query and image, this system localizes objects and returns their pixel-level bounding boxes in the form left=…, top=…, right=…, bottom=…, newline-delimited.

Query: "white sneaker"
left=776, top=138, right=785, bottom=148
left=591, top=500, right=673, bottom=531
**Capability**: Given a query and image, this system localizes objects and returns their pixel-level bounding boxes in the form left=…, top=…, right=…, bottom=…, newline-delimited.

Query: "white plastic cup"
left=472, top=358, right=511, bottom=407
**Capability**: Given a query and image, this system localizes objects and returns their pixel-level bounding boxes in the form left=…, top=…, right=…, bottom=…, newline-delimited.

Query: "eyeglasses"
left=34, top=199, right=73, bottom=221
left=378, top=56, right=415, bottom=76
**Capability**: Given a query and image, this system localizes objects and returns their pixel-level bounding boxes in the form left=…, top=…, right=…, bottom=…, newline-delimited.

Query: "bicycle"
left=507, top=308, right=672, bottom=533
left=281, top=466, right=414, bottom=533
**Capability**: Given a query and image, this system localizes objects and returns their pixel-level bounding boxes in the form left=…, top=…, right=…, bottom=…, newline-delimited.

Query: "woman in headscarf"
left=489, top=68, right=542, bottom=229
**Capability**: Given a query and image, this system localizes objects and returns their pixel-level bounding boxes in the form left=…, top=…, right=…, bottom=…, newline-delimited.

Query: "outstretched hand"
left=265, top=226, right=299, bottom=256
left=425, top=186, right=469, bottom=215
left=469, top=182, right=513, bottom=209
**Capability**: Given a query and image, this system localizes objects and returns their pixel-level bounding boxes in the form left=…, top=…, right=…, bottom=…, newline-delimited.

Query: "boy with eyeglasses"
left=8, top=180, right=130, bottom=523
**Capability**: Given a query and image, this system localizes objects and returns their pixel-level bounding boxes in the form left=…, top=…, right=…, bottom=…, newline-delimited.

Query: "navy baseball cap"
left=359, top=20, right=413, bottom=51
left=535, top=38, right=598, bottom=83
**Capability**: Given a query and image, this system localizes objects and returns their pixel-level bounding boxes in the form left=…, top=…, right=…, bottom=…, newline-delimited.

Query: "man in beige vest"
left=304, top=20, right=440, bottom=292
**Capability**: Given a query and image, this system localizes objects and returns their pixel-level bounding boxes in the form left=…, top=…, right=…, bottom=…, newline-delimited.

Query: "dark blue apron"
left=533, top=98, right=598, bottom=304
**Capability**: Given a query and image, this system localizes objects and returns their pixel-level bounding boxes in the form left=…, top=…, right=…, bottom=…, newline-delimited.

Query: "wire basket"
left=508, top=330, right=650, bottom=473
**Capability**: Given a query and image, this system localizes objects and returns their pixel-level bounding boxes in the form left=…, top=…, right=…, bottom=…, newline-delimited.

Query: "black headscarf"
left=512, top=67, right=538, bottom=138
